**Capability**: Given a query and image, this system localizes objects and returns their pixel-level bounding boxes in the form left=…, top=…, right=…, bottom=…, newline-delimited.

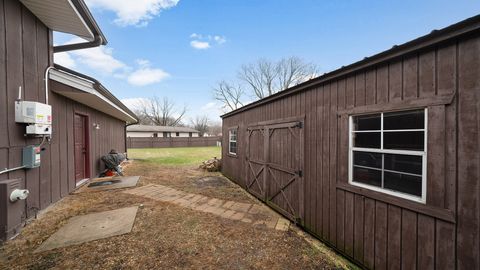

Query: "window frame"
left=228, top=128, right=238, bottom=156
left=348, top=108, right=428, bottom=203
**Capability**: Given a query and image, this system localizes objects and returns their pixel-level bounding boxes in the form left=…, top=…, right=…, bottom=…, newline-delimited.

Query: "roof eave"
left=49, top=66, right=138, bottom=124
left=20, top=0, right=107, bottom=47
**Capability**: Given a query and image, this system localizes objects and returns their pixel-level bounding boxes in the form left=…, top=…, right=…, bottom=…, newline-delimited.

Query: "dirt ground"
left=0, top=160, right=355, bottom=270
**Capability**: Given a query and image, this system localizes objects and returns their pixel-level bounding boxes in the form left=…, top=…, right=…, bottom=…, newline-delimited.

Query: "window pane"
left=353, top=166, right=382, bottom=187
left=229, top=142, right=237, bottom=154
left=353, top=151, right=382, bottom=168
left=384, top=154, right=422, bottom=175
left=383, top=131, right=424, bottom=151
left=353, top=114, right=381, bottom=131
left=353, top=132, right=381, bottom=148
left=384, top=171, right=422, bottom=197
left=384, top=110, right=424, bottom=130
left=230, top=130, right=237, bottom=141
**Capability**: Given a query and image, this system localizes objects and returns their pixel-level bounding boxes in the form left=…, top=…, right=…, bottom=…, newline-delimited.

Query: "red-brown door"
left=74, top=114, right=89, bottom=183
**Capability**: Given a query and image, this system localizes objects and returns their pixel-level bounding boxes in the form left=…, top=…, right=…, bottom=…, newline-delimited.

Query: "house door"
left=74, top=114, right=89, bottom=183
left=245, top=120, right=304, bottom=223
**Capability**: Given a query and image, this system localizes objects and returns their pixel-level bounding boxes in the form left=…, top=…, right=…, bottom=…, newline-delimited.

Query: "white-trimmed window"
left=349, top=109, right=427, bottom=203
left=228, top=129, right=238, bottom=155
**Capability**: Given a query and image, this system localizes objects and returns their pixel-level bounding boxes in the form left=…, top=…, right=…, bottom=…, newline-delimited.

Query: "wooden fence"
left=126, top=136, right=222, bottom=149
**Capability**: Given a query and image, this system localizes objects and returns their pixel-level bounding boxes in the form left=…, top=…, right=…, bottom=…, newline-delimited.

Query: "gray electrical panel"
left=22, top=146, right=41, bottom=168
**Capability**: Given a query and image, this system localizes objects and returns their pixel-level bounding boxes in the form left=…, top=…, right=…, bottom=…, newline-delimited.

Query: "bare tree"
left=276, top=56, right=317, bottom=90
left=238, top=56, right=318, bottom=99
left=137, top=96, right=187, bottom=126
left=208, top=122, right=223, bottom=136
left=213, top=80, right=245, bottom=111
left=133, top=111, right=154, bottom=125
left=190, top=115, right=209, bottom=137
left=238, top=58, right=278, bottom=99
left=213, top=56, right=318, bottom=110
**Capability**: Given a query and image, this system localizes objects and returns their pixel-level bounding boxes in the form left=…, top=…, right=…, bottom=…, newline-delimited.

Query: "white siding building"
left=127, top=125, right=200, bottom=138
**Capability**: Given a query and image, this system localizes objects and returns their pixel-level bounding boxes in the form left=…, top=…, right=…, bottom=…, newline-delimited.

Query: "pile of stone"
left=199, top=157, right=222, bottom=172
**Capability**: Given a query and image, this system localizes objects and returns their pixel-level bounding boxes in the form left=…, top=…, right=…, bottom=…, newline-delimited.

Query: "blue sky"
left=54, top=0, right=480, bottom=123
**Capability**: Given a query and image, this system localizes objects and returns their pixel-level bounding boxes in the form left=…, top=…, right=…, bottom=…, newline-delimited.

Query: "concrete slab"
left=35, top=207, right=138, bottom=253
left=76, top=176, right=140, bottom=193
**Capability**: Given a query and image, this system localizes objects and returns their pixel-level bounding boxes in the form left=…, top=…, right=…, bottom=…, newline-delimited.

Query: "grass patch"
left=127, top=146, right=221, bottom=166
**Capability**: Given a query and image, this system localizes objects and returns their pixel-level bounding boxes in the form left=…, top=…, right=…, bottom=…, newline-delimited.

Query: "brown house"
left=0, top=0, right=136, bottom=241
left=222, top=15, right=480, bottom=269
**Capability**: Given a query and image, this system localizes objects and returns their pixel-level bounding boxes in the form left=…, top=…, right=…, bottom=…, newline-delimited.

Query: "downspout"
left=53, top=35, right=104, bottom=53
left=52, top=0, right=107, bottom=53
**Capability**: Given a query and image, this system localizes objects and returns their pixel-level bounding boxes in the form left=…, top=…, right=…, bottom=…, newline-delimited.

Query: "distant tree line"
left=133, top=97, right=221, bottom=137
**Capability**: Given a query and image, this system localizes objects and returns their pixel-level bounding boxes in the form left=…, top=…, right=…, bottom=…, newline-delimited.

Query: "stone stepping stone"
left=35, top=207, right=138, bottom=253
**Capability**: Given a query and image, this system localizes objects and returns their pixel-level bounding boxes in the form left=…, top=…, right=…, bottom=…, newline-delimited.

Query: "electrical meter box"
left=22, top=146, right=41, bottom=169
left=15, top=101, right=52, bottom=125
left=15, top=101, right=52, bottom=135
left=26, top=124, right=51, bottom=135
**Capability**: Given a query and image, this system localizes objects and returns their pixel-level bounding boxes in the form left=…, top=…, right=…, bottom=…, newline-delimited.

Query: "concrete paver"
left=124, top=185, right=289, bottom=231
left=35, top=207, right=138, bottom=253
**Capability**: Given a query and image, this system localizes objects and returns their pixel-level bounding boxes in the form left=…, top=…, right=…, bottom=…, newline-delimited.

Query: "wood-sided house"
left=222, top=15, right=480, bottom=269
left=0, top=0, right=137, bottom=241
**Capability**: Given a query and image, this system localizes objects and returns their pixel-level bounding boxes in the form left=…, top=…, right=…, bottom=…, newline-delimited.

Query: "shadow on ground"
left=0, top=160, right=354, bottom=269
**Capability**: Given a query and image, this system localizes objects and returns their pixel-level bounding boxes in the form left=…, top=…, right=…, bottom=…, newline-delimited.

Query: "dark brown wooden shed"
left=0, top=0, right=136, bottom=241
left=221, top=15, right=480, bottom=269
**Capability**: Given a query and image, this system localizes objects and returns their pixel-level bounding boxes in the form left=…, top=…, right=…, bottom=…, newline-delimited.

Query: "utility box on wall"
left=22, top=146, right=41, bottom=168
left=0, top=179, right=26, bottom=241
left=15, top=101, right=52, bottom=135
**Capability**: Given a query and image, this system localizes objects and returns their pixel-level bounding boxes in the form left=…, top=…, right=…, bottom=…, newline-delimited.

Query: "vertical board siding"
left=456, top=36, right=480, bottom=269
left=0, top=3, right=128, bottom=234
left=0, top=0, right=7, bottom=149
left=222, top=33, right=480, bottom=269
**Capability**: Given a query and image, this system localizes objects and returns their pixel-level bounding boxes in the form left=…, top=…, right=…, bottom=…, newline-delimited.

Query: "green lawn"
left=127, top=146, right=222, bottom=165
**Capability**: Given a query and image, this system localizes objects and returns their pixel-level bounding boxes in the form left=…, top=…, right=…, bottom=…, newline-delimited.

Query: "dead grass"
left=0, top=159, right=353, bottom=270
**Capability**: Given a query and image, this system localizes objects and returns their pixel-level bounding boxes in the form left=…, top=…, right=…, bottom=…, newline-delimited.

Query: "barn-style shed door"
left=245, top=119, right=304, bottom=223
left=245, top=126, right=267, bottom=200
left=265, top=121, right=304, bottom=223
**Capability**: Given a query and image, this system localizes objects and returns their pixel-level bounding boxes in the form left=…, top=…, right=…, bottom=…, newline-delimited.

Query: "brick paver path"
left=124, top=184, right=290, bottom=231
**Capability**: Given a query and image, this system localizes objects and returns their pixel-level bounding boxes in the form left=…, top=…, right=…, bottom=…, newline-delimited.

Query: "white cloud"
left=59, top=39, right=169, bottom=87
left=54, top=52, right=76, bottom=69
left=214, top=35, right=226, bottom=44
left=189, top=33, right=226, bottom=50
left=199, top=101, right=224, bottom=120
left=190, top=33, right=201, bottom=39
left=136, top=59, right=150, bottom=67
left=120, top=97, right=149, bottom=111
left=190, top=40, right=210, bottom=50
left=86, top=0, right=179, bottom=27
left=75, top=47, right=127, bottom=74
left=128, top=67, right=170, bottom=86
left=65, top=38, right=127, bottom=75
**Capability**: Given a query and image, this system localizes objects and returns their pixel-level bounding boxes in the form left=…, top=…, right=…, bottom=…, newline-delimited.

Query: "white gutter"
left=49, top=69, right=137, bottom=123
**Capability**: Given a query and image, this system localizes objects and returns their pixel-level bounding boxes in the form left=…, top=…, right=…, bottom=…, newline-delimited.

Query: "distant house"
left=127, top=125, right=200, bottom=138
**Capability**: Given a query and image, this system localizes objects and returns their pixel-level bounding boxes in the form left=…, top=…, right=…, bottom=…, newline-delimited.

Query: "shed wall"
left=0, top=0, right=127, bottom=237
left=222, top=33, right=480, bottom=269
